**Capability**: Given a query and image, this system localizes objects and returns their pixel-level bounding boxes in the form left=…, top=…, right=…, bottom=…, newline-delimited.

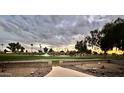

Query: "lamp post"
left=30, top=44, right=33, bottom=53
left=1, top=43, right=4, bottom=52
left=39, top=44, right=42, bottom=51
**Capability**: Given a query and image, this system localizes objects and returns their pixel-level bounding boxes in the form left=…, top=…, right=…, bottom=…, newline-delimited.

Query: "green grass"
left=0, top=53, right=124, bottom=61
left=52, top=60, right=59, bottom=66
left=0, top=54, right=103, bottom=61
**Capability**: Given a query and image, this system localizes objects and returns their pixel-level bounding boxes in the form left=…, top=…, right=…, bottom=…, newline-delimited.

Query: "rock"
left=98, top=62, right=101, bottom=65
left=107, top=60, right=111, bottom=63
left=100, top=65, right=105, bottom=69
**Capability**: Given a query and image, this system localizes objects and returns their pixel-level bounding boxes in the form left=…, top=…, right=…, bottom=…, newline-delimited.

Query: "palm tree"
left=30, top=44, right=33, bottom=53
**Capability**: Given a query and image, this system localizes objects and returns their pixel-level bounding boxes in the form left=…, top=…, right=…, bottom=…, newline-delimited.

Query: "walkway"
left=45, top=66, right=94, bottom=77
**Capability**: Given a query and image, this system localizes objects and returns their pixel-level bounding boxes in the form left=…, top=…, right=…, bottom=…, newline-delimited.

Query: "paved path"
left=45, top=66, right=94, bottom=77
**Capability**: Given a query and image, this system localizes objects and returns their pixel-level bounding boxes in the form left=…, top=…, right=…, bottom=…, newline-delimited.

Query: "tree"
left=7, top=43, right=17, bottom=52
left=49, top=48, right=54, bottom=53
left=4, top=49, right=8, bottom=53
left=113, top=18, right=124, bottom=51
left=20, top=46, right=25, bottom=52
left=114, top=17, right=124, bottom=24
left=100, top=23, right=113, bottom=54
left=68, top=51, right=77, bottom=56
left=16, top=42, right=21, bottom=52
left=100, top=18, right=124, bottom=54
left=43, top=47, right=48, bottom=53
left=100, top=37, right=110, bottom=54
left=60, top=50, right=65, bottom=55
left=86, top=29, right=102, bottom=48
left=26, top=50, right=28, bottom=53
left=75, top=40, right=88, bottom=53
left=86, top=50, right=92, bottom=54
left=7, top=42, right=25, bottom=53
left=82, top=17, right=124, bottom=55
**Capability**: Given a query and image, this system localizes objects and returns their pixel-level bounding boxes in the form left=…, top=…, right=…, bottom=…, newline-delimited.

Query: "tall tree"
left=86, top=29, right=102, bottom=49
left=43, top=47, right=48, bottom=53
left=7, top=43, right=17, bottom=52
left=100, top=22, right=115, bottom=54
left=100, top=18, right=124, bottom=53
left=7, top=42, right=25, bottom=53
left=113, top=18, right=124, bottom=51
left=75, top=40, right=87, bottom=53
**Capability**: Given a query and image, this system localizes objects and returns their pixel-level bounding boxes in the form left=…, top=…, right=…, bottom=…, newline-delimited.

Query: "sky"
left=0, top=15, right=124, bottom=51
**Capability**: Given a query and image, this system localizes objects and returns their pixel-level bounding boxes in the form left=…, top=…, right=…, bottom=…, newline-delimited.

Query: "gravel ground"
left=60, top=61, right=124, bottom=77
left=0, top=62, right=52, bottom=77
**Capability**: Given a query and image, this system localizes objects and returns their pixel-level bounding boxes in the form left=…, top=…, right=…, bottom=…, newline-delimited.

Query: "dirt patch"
left=0, top=62, right=52, bottom=77
left=60, top=61, right=124, bottom=77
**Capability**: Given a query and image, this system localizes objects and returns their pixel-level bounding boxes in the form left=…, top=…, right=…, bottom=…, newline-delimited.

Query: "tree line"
left=0, top=42, right=54, bottom=54
left=75, top=18, right=124, bottom=55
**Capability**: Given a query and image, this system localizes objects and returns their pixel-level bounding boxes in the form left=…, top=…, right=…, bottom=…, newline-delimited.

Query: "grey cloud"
left=0, top=15, right=124, bottom=48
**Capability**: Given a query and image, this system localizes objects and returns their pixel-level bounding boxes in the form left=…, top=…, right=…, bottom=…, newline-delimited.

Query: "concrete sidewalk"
left=45, top=66, right=94, bottom=77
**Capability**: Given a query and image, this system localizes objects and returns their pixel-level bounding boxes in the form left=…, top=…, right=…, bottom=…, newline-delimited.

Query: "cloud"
left=0, top=15, right=124, bottom=49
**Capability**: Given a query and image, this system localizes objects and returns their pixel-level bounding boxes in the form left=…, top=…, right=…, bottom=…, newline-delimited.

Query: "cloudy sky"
left=0, top=15, right=124, bottom=50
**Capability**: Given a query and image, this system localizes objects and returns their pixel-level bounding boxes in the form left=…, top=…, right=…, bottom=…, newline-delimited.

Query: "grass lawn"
left=0, top=53, right=124, bottom=61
